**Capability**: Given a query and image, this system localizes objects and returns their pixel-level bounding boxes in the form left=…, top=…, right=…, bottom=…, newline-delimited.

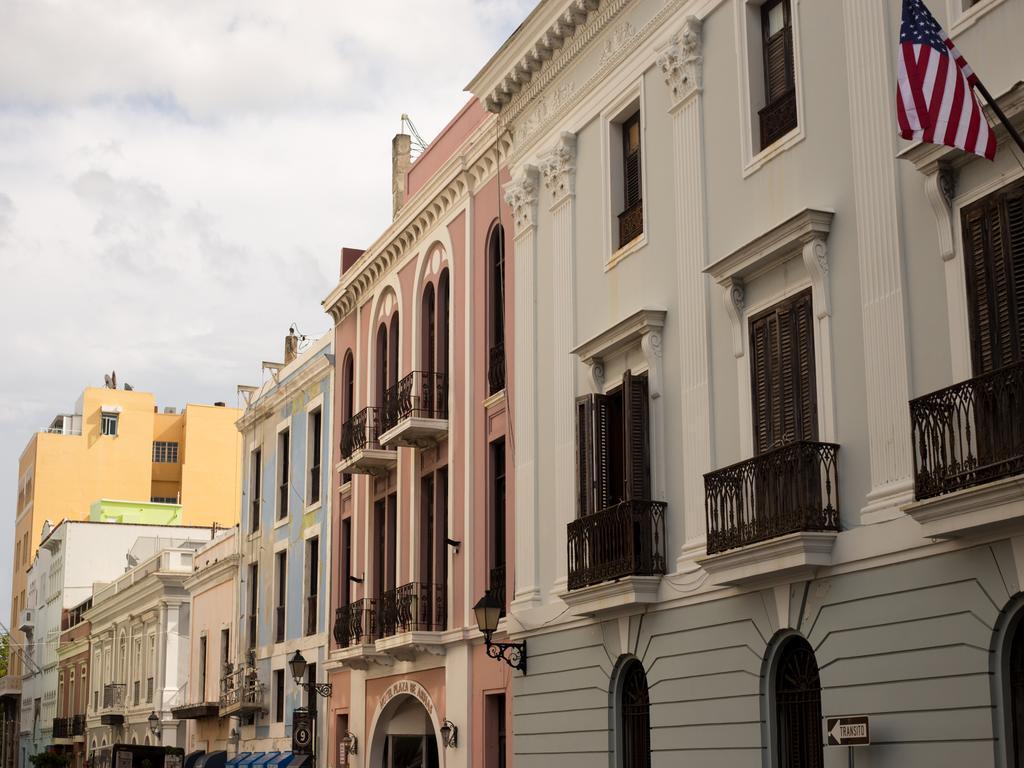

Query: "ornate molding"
left=923, top=164, right=958, bottom=262
left=657, top=16, right=703, bottom=110
left=504, top=165, right=541, bottom=234
left=802, top=238, right=831, bottom=319
left=723, top=280, right=746, bottom=359
left=639, top=330, right=663, bottom=399
left=573, top=308, right=667, bottom=397
left=540, top=132, right=577, bottom=206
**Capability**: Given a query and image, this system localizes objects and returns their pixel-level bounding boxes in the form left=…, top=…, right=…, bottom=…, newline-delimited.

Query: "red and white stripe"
left=897, top=39, right=996, bottom=160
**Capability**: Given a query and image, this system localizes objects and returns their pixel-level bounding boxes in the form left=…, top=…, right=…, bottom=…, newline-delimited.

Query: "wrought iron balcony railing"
left=567, top=500, right=667, bottom=591
left=377, top=583, right=446, bottom=638
left=219, top=665, right=263, bottom=712
left=71, top=714, right=85, bottom=736
left=380, top=371, right=448, bottom=434
left=911, top=361, right=1024, bottom=500
left=618, top=199, right=644, bottom=248
left=704, top=441, right=840, bottom=555
left=758, top=88, right=798, bottom=149
left=488, top=343, right=506, bottom=395
left=52, top=718, right=71, bottom=739
left=333, top=599, right=376, bottom=648
left=101, top=683, right=126, bottom=711
left=340, top=407, right=387, bottom=459
left=489, top=564, right=507, bottom=618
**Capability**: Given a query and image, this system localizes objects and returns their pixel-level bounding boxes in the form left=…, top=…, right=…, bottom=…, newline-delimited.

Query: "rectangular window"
left=151, top=441, right=179, bottom=463
left=275, top=551, right=287, bottom=643
left=250, top=448, right=262, bottom=532
left=576, top=371, right=651, bottom=516
left=305, top=663, right=317, bottom=712
left=961, top=177, right=1024, bottom=374
left=618, top=111, right=643, bottom=248
left=308, top=407, right=323, bottom=506
left=198, top=636, right=207, bottom=702
left=278, top=428, right=290, bottom=520
left=150, top=496, right=177, bottom=504
left=490, top=439, right=507, bottom=615
left=220, top=628, right=230, bottom=678
left=749, top=289, right=817, bottom=453
left=485, top=693, right=507, bottom=768
left=759, top=0, right=797, bottom=149
left=273, top=669, right=285, bottom=723
left=248, top=563, right=259, bottom=651
left=306, top=537, right=319, bottom=636
left=100, top=412, right=118, bottom=436
left=341, top=519, right=352, bottom=610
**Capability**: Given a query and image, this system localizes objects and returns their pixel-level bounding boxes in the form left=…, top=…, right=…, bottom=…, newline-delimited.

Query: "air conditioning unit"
left=17, top=609, right=34, bottom=633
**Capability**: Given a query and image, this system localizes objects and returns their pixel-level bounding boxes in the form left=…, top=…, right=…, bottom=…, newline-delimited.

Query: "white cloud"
left=0, top=0, right=533, bottom=619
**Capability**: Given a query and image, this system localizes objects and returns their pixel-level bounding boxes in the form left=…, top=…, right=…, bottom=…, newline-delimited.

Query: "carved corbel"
left=588, top=359, right=606, bottom=394
left=657, top=16, right=703, bottom=110
left=723, top=279, right=746, bottom=358
left=540, top=132, right=577, bottom=207
left=503, top=165, right=540, bottom=234
left=640, top=330, right=663, bottom=399
left=801, top=237, right=831, bottom=319
left=924, top=164, right=958, bottom=262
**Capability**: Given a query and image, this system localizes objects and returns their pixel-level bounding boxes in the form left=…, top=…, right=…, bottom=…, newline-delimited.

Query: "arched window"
left=376, top=323, right=389, bottom=408
left=342, top=351, right=354, bottom=424
left=619, top=660, right=651, bottom=768
left=1006, top=614, right=1024, bottom=766
left=487, top=225, right=506, bottom=394
left=774, top=636, right=824, bottom=767
left=422, top=283, right=436, bottom=374
left=389, top=314, right=400, bottom=389
left=438, top=268, right=450, bottom=380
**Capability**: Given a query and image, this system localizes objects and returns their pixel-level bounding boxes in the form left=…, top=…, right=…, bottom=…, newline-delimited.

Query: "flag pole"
left=973, top=80, right=1024, bottom=156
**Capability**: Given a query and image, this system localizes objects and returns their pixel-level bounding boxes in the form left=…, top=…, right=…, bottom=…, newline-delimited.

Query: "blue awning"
left=286, top=757, right=309, bottom=768
left=265, top=754, right=295, bottom=768
left=251, top=754, right=278, bottom=767
left=183, top=750, right=205, bottom=768
left=237, top=754, right=264, bottom=768
left=224, top=752, right=251, bottom=768
left=195, top=752, right=227, bottom=768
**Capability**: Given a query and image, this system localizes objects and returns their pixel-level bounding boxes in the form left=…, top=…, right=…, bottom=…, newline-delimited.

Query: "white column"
left=658, top=18, right=714, bottom=567
left=842, top=0, right=915, bottom=522
left=504, top=165, right=541, bottom=609
left=540, top=133, right=577, bottom=595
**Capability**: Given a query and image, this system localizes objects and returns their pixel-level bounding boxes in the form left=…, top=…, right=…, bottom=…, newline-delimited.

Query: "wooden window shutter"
left=622, top=113, right=642, bottom=209
left=750, top=289, right=818, bottom=454
left=762, top=0, right=794, bottom=103
left=575, top=396, right=594, bottom=518
left=963, top=179, right=1024, bottom=374
left=622, top=371, right=651, bottom=501
left=593, top=394, right=614, bottom=511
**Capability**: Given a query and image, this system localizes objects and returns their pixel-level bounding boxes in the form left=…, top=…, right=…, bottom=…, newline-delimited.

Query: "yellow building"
left=8, top=386, right=241, bottom=679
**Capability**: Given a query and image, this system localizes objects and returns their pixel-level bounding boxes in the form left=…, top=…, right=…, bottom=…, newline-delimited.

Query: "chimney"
left=284, top=329, right=299, bottom=365
left=340, top=247, right=365, bottom=277
left=392, top=133, right=412, bottom=220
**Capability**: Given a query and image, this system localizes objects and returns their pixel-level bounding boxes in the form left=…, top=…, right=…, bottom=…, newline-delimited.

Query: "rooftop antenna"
left=400, top=113, right=428, bottom=157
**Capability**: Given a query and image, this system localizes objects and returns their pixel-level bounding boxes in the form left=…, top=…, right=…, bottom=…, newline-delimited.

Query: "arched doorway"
left=369, top=691, right=441, bottom=768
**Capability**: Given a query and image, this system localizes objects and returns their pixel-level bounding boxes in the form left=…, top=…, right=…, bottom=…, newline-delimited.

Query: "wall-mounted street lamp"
left=439, top=719, right=458, bottom=749
left=289, top=651, right=333, bottom=697
left=339, top=731, right=358, bottom=756
left=147, top=711, right=161, bottom=740
left=473, top=592, right=526, bottom=674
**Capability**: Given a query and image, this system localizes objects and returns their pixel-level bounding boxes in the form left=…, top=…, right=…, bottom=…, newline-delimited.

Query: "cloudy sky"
left=0, top=0, right=531, bottom=623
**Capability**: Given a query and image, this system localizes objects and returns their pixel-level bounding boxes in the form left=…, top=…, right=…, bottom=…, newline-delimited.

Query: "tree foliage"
left=0, top=633, right=9, bottom=678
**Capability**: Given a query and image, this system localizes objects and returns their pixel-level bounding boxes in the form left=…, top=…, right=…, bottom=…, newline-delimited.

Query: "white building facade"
left=16, top=521, right=213, bottom=768
left=467, top=0, right=1024, bottom=765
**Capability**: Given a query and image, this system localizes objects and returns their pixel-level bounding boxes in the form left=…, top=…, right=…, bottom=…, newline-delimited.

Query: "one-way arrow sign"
left=826, top=715, right=870, bottom=746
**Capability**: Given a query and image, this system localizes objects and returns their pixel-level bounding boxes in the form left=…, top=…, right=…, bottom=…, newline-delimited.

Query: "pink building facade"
left=323, top=100, right=515, bottom=768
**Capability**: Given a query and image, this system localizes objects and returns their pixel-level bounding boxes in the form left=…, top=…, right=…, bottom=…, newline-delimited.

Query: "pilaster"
left=540, top=133, right=577, bottom=595
left=660, top=17, right=714, bottom=567
left=842, top=0, right=915, bottom=522
left=504, top=165, right=542, bottom=609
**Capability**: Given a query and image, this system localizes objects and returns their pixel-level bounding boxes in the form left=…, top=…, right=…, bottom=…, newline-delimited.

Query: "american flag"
left=897, top=0, right=996, bottom=160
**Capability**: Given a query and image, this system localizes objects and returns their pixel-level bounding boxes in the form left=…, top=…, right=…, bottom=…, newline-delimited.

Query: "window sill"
left=482, top=389, right=506, bottom=410
left=605, top=233, right=648, bottom=273
left=743, top=125, right=805, bottom=178
left=273, top=515, right=290, bottom=530
left=949, top=0, right=1008, bottom=35
left=902, top=474, right=1024, bottom=539
left=247, top=529, right=261, bottom=542
left=303, top=499, right=323, bottom=516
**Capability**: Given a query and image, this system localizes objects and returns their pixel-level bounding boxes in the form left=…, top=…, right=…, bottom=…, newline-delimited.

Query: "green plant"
left=29, top=752, right=70, bottom=768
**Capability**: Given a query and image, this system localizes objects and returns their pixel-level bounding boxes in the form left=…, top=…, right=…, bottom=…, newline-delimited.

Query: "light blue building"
left=229, top=332, right=333, bottom=766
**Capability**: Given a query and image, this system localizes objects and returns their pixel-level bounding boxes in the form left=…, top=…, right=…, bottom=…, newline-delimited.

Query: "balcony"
left=100, top=683, right=126, bottom=725
left=332, top=600, right=385, bottom=670
left=218, top=666, right=264, bottom=717
left=378, top=371, right=448, bottom=449
left=699, top=441, right=840, bottom=586
left=618, top=199, right=644, bottom=248
left=51, top=718, right=73, bottom=746
left=337, top=407, right=396, bottom=476
left=488, top=343, right=506, bottom=396
left=560, top=501, right=666, bottom=616
left=72, top=714, right=85, bottom=741
left=758, top=88, right=798, bottom=149
left=0, top=675, right=21, bottom=699
left=376, top=583, right=446, bottom=661
left=170, top=700, right=220, bottom=720
left=905, top=362, right=1024, bottom=537
left=17, top=610, right=33, bottom=634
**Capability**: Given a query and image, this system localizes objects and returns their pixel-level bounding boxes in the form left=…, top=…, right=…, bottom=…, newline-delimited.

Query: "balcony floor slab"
left=903, top=474, right=1024, bottom=539
left=379, top=417, right=448, bottom=449
left=335, top=448, right=396, bottom=477
left=697, top=531, right=838, bottom=587
left=375, top=632, right=447, bottom=661
left=557, top=575, right=662, bottom=618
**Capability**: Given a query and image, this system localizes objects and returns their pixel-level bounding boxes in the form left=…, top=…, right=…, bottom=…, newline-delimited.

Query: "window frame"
left=249, top=447, right=263, bottom=533
left=305, top=395, right=325, bottom=510
left=948, top=0, right=1009, bottom=35
left=100, top=412, right=119, bottom=437
left=151, top=441, right=179, bottom=464
left=601, top=81, right=649, bottom=270
left=732, top=0, right=806, bottom=176
left=276, top=422, right=291, bottom=523
left=613, top=658, right=652, bottom=768
left=763, top=633, right=824, bottom=768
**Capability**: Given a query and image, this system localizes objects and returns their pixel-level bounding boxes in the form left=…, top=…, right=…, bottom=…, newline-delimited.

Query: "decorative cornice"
left=540, top=132, right=577, bottom=206
left=236, top=350, right=331, bottom=431
left=657, top=16, right=703, bottom=110
left=504, top=165, right=541, bottom=234
left=322, top=117, right=511, bottom=323
left=573, top=308, right=667, bottom=397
